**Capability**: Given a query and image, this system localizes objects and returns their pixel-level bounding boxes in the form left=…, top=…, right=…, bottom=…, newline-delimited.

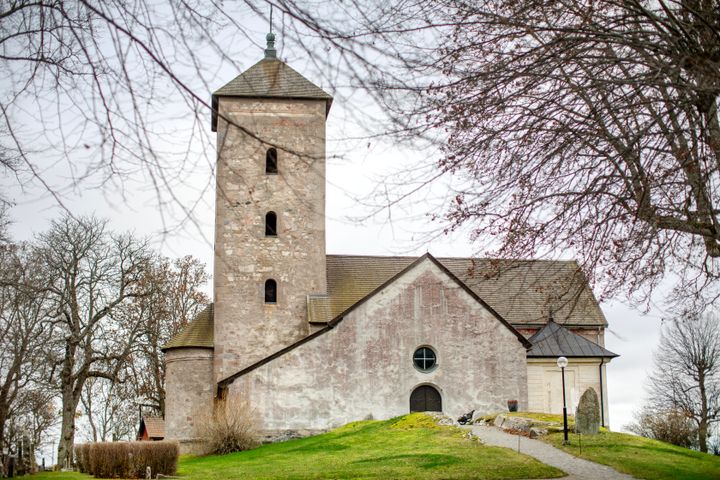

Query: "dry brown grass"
left=194, top=397, right=259, bottom=455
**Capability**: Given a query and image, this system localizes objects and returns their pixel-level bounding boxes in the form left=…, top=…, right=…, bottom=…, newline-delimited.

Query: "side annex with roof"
left=162, top=34, right=618, bottom=453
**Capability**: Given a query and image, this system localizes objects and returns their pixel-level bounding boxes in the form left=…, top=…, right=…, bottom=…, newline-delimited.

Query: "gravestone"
left=575, top=387, right=601, bottom=434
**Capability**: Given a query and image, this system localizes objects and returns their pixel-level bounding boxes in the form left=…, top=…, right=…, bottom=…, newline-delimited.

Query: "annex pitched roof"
left=137, top=416, right=165, bottom=440
left=211, top=58, right=333, bottom=131
left=161, top=304, right=214, bottom=351
left=527, top=320, right=618, bottom=358
left=308, top=255, right=606, bottom=328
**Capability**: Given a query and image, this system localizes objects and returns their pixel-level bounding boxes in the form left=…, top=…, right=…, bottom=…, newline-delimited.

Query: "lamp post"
left=557, top=356, right=569, bottom=445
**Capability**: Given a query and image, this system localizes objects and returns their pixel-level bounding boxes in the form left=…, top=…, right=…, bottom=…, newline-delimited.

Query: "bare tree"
left=626, top=408, right=699, bottom=448
left=0, top=0, right=354, bottom=232
left=0, top=237, right=52, bottom=474
left=1, top=0, right=226, bottom=218
left=129, top=255, right=209, bottom=416
left=348, top=0, right=720, bottom=313
left=646, top=313, right=720, bottom=452
left=6, top=0, right=718, bottom=314
left=35, top=215, right=152, bottom=467
left=247, top=0, right=720, bottom=313
left=78, top=254, right=208, bottom=442
left=79, top=375, right=136, bottom=443
left=6, top=387, right=57, bottom=473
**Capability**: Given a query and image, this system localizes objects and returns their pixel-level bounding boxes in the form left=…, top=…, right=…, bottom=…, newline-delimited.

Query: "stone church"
left=162, top=34, right=618, bottom=452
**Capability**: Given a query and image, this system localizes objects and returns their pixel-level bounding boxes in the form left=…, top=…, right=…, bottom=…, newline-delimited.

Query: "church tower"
left=211, top=34, right=332, bottom=383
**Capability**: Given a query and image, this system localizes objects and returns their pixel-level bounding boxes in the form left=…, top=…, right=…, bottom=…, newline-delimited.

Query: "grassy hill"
left=178, top=414, right=562, bottom=479
left=496, top=411, right=720, bottom=480
left=32, top=414, right=562, bottom=479
left=29, top=413, right=720, bottom=479
left=544, top=428, right=720, bottom=480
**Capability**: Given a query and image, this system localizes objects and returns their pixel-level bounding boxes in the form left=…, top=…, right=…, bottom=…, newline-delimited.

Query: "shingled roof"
left=527, top=320, right=618, bottom=358
left=162, top=304, right=214, bottom=351
left=166, top=255, right=606, bottom=351
left=137, top=416, right=165, bottom=440
left=211, top=58, right=333, bottom=131
left=308, top=255, right=606, bottom=328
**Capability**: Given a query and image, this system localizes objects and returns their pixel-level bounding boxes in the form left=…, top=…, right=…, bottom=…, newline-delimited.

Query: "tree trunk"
left=698, top=419, right=708, bottom=453
left=698, top=369, right=709, bottom=453
left=0, top=404, right=7, bottom=447
left=0, top=409, right=6, bottom=471
left=57, top=382, right=80, bottom=468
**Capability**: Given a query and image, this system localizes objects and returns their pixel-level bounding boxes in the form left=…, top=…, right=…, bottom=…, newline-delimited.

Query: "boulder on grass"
left=503, top=416, right=533, bottom=434
left=575, top=387, right=601, bottom=434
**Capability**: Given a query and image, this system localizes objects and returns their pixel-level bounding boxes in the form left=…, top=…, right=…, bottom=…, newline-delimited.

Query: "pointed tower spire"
left=264, top=5, right=277, bottom=59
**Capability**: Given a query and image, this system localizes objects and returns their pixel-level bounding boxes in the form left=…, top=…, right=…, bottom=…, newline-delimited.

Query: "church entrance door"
left=410, top=385, right=442, bottom=412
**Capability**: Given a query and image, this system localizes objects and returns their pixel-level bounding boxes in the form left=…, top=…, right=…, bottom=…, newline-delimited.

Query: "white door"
left=545, top=369, right=576, bottom=415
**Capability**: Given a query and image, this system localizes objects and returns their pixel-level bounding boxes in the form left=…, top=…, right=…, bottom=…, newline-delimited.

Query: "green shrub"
left=74, top=441, right=178, bottom=478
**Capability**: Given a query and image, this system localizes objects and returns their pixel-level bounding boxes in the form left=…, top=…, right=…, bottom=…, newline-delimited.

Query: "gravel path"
left=464, top=425, right=637, bottom=480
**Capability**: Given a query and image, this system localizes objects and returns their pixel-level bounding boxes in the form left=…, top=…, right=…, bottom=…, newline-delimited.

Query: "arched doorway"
left=410, top=385, right=442, bottom=412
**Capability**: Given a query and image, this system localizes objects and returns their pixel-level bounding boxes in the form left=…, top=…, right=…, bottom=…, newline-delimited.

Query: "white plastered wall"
left=527, top=357, right=612, bottom=427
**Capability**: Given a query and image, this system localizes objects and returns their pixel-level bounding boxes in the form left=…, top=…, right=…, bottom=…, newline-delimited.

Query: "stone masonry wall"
left=164, top=348, right=214, bottom=454
left=228, top=259, right=528, bottom=436
left=214, top=97, right=327, bottom=383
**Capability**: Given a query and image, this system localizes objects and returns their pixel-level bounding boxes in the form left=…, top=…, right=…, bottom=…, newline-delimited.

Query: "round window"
left=413, top=347, right=437, bottom=371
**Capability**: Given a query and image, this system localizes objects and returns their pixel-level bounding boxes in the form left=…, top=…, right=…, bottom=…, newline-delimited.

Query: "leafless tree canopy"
left=330, top=0, right=720, bottom=312
left=646, top=313, right=720, bottom=452
left=3, top=0, right=720, bottom=311
left=0, top=212, right=211, bottom=467
left=128, top=255, right=209, bottom=417
left=37, top=215, right=152, bottom=467
left=0, top=237, right=53, bottom=474
left=627, top=408, right=699, bottom=448
left=1, top=0, right=278, bottom=224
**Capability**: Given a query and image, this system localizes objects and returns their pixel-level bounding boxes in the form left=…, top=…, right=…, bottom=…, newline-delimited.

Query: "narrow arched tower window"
left=265, top=279, right=277, bottom=303
left=265, top=211, right=277, bottom=236
left=266, top=148, right=278, bottom=174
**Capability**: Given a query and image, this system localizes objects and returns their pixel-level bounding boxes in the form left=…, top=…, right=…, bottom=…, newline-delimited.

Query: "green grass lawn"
left=481, top=411, right=720, bottom=480
left=30, top=412, right=720, bottom=480
left=30, top=414, right=563, bottom=479
left=30, top=474, right=87, bottom=480
left=503, top=411, right=575, bottom=426
left=543, top=426, right=720, bottom=480
left=479, top=411, right=578, bottom=430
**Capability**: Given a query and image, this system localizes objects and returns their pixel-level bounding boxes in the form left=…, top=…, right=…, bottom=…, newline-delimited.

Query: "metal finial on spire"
left=264, top=4, right=277, bottom=59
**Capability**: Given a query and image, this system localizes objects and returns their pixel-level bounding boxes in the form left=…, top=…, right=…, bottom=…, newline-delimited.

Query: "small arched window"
left=266, top=148, right=278, bottom=174
left=265, top=211, right=277, bottom=236
left=265, top=279, right=277, bottom=303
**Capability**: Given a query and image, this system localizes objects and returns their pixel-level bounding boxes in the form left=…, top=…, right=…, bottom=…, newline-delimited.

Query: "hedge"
left=74, top=441, right=178, bottom=478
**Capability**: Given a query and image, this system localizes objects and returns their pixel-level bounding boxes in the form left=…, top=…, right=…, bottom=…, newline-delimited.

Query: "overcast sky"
left=2, top=6, right=673, bottom=447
